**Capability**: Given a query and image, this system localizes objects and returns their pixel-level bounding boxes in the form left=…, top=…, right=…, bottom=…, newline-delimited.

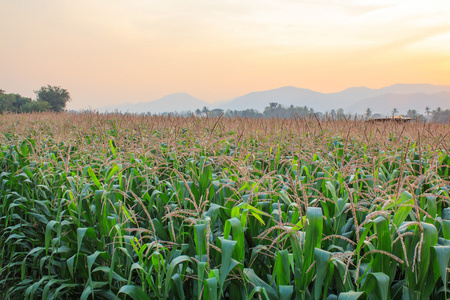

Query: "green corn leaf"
left=244, top=268, right=278, bottom=300
left=362, top=272, right=390, bottom=300
left=313, top=248, right=331, bottom=299
left=194, top=223, right=207, bottom=260
left=417, top=222, right=438, bottom=290
left=171, top=273, right=185, bottom=300
left=355, top=222, right=373, bottom=255
left=128, top=263, right=148, bottom=285
left=218, top=238, right=241, bottom=294
left=432, top=246, right=450, bottom=296
left=301, top=207, right=323, bottom=288
left=106, top=164, right=120, bottom=183
left=425, top=196, right=436, bottom=224
left=77, top=227, right=96, bottom=255
left=224, top=217, right=245, bottom=262
left=117, top=285, right=150, bottom=300
left=45, top=220, right=58, bottom=254
left=278, top=285, right=294, bottom=300
left=204, top=277, right=218, bottom=300
left=273, top=249, right=290, bottom=286
left=442, top=220, right=450, bottom=240
left=337, top=291, right=364, bottom=299
left=392, top=192, right=414, bottom=230
left=87, top=251, right=110, bottom=298
left=42, top=278, right=66, bottom=300
left=87, top=166, right=102, bottom=189
left=373, top=216, right=391, bottom=277
left=196, top=261, right=207, bottom=298
left=67, top=254, right=77, bottom=278
left=247, top=287, right=270, bottom=300
left=164, top=255, right=191, bottom=298
left=24, top=276, right=48, bottom=300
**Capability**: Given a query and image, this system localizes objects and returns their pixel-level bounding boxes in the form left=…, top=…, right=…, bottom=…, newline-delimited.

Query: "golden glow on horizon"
left=1, top=0, right=449, bottom=109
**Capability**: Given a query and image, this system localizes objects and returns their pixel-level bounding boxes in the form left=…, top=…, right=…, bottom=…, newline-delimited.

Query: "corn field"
left=1, top=112, right=450, bottom=299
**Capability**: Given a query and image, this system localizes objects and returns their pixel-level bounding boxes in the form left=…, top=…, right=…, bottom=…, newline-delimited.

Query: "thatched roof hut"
left=367, top=115, right=412, bottom=123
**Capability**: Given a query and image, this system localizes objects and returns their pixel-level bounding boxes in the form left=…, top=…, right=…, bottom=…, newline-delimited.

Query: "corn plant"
left=0, top=112, right=449, bottom=299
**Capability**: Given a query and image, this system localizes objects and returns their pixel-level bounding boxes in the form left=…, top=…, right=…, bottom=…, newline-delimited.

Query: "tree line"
left=2, top=87, right=449, bottom=123
left=196, top=102, right=450, bottom=123
left=365, top=106, right=449, bottom=123
left=0, top=85, right=70, bottom=113
left=195, top=102, right=315, bottom=118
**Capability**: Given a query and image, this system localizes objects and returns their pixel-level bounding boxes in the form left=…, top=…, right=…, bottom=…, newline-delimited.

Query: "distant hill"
left=99, top=93, right=208, bottom=114
left=379, top=83, right=450, bottom=95
left=98, top=84, right=450, bottom=114
left=348, top=92, right=450, bottom=115
left=215, top=84, right=450, bottom=113
left=216, top=86, right=327, bottom=112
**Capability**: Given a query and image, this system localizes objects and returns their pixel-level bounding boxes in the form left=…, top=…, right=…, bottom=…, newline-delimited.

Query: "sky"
left=1, top=0, right=450, bottom=110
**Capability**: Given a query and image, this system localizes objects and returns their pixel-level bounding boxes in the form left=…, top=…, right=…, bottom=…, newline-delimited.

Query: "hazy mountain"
left=380, top=83, right=450, bottom=94
left=98, top=84, right=450, bottom=114
left=348, top=92, right=450, bottom=115
left=216, top=86, right=328, bottom=111
left=99, top=93, right=209, bottom=114
left=216, top=84, right=450, bottom=113
left=326, top=87, right=381, bottom=108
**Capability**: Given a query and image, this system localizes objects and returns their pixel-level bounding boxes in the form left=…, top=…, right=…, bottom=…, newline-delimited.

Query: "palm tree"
left=407, top=109, right=417, bottom=119
left=269, top=102, right=278, bottom=110
left=392, top=108, right=398, bottom=117
left=330, top=109, right=336, bottom=118
left=425, top=106, right=431, bottom=120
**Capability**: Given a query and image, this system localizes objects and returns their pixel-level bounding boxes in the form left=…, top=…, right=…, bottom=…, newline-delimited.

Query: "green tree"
left=392, top=107, right=398, bottom=117
left=269, top=102, right=278, bottom=110
left=210, top=108, right=224, bottom=117
left=11, top=94, right=33, bottom=111
left=0, top=89, right=52, bottom=113
left=365, top=108, right=372, bottom=119
left=330, top=109, right=336, bottom=118
left=406, top=109, right=418, bottom=119
left=34, top=85, right=71, bottom=112
left=22, top=100, right=52, bottom=113
left=0, top=93, right=15, bottom=112
left=431, top=108, right=450, bottom=123
left=0, top=93, right=33, bottom=112
left=425, top=106, right=431, bottom=120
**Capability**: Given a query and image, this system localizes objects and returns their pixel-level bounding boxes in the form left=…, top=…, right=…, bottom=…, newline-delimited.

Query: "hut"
left=367, top=115, right=412, bottom=123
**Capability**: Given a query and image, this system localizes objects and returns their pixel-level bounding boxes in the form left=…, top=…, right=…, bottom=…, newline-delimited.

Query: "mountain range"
left=98, top=84, right=450, bottom=115
left=99, top=93, right=207, bottom=114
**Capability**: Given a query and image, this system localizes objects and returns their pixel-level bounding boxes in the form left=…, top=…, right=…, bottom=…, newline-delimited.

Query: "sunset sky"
left=1, top=0, right=450, bottom=110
